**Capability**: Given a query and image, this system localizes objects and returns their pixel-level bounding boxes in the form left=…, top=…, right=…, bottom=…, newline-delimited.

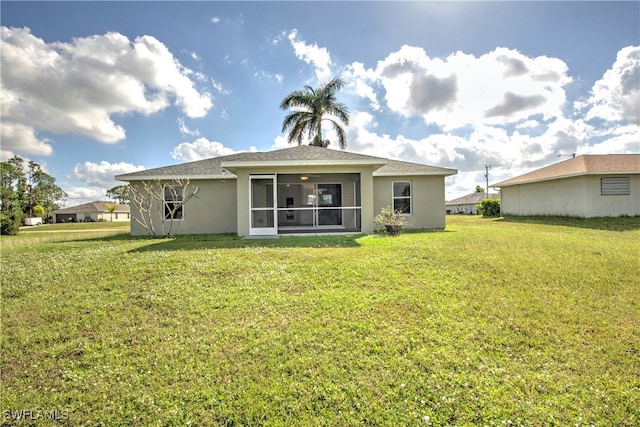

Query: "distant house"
left=492, top=154, right=640, bottom=217
left=116, top=145, right=457, bottom=237
left=446, top=192, right=500, bottom=214
left=52, top=201, right=130, bottom=223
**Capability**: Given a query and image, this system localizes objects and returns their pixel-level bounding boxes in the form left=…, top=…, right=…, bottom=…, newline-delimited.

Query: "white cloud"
left=177, top=117, right=200, bottom=137
left=171, top=137, right=238, bottom=162
left=0, top=122, right=54, bottom=157
left=578, top=45, right=640, bottom=125
left=579, top=124, right=640, bottom=154
left=516, top=120, right=541, bottom=129
left=0, top=26, right=213, bottom=157
left=287, top=29, right=333, bottom=82
left=63, top=186, right=109, bottom=206
left=344, top=62, right=381, bottom=110
left=72, top=160, right=145, bottom=188
left=211, top=78, right=230, bottom=95
left=337, top=45, right=640, bottom=199
left=211, top=16, right=221, bottom=24
left=271, top=135, right=291, bottom=150
left=364, top=45, right=572, bottom=131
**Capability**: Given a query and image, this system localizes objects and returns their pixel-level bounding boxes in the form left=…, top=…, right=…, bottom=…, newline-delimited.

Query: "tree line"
left=1, top=156, right=67, bottom=235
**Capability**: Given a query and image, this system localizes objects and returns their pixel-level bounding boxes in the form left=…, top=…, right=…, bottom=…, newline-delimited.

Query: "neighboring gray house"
left=52, top=201, right=130, bottom=223
left=492, top=154, right=640, bottom=217
left=116, top=145, right=457, bottom=237
left=446, top=192, right=500, bottom=214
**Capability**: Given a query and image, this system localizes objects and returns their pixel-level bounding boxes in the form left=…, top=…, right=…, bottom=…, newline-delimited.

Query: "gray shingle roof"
left=446, top=192, right=500, bottom=205
left=492, top=154, right=640, bottom=187
left=116, top=145, right=457, bottom=180
left=376, top=159, right=457, bottom=176
left=53, top=201, right=130, bottom=214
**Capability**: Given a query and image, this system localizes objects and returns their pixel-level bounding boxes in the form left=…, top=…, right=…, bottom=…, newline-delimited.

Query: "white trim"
left=392, top=180, right=412, bottom=215
left=116, top=174, right=235, bottom=182
left=163, top=184, right=185, bottom=222
left=222, top=159, right=386, bottom=169
left=374, top=170, right=457, bottom=177
left=249, top=175, right=277, bottom=236
left=494, top=172, right=640, bottom=188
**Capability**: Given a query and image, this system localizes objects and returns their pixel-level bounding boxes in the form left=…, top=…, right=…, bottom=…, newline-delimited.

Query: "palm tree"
left=280, top=77, right=350, bottom=149
left=105, top=202, right=119, bottom=222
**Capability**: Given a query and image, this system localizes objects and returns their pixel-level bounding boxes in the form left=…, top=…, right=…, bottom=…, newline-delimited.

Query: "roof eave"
left=374, top=170, right=458, bottom=177
left=492, top=170, right=640, bottom=187
left=116, top=174, right=236, bottom=182
left=221, top=159, right=387, bottom=170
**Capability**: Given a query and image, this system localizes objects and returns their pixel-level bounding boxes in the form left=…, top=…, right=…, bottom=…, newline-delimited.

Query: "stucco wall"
left=373, top=175, right=447, bottom=229
left=500, top=174, right=640, bottom=217
left=127, top=171, right=450, bottom=236
left=53, top=211, right=130, bottom=223
left=128, top=179, right=236, bottom=236
left=585, top=175, right=640, bottom=217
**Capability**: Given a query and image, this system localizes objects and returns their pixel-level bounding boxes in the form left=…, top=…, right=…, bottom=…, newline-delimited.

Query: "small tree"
left=477, top=198, right=501, bottom=217
left=128, top=178, right=199, bottom=237
left=1, top=156, right=65, bottom=232
left=105, top=203, right=119, bottom=222
left=106, top=185, right=130, bottom=205
left=32, top=204, right=46, bottom=218
left=1, top=157, right=27, bottom=234
left=475, top=185, right=484, bottom=193
left=0, top=205, right=23, bottom=235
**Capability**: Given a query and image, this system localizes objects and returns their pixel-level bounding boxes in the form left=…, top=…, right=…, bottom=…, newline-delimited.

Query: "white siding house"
left=492, top=154, right=640, bottom=217
left=52, top=201, right=130, bottom=223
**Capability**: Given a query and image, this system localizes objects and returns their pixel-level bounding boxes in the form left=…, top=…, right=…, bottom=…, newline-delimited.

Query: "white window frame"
left=163, top=185, right=184, bottom=221
left=392, top=180, right=412, bottom=215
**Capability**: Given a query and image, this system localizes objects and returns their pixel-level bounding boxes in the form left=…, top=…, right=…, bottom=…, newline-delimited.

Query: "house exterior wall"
left=128, top=179, right=236, bottom=236
left=585, top=174, right=640, bottom=217
left=53, top=211, right=130, bottom=223
left=110, top=212, right=131, bottom=222
left=446, top=203, right=479, bottom=215
left=373, top=175, right=447, bottom=229
left=126, top=170, right=451, bottom=236
left=500, top=174, right=640, bottom=217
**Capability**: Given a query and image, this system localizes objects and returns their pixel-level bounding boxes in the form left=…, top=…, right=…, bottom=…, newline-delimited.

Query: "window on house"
left=601, top=177, right=630, bottom=196
left=393, top=181, right=411, bottom=214
left=164, top=185, right=184, bottom=220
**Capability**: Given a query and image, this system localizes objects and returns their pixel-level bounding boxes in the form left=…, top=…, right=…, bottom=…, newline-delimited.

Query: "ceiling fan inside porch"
left=300, top=174, right=320, bottom=181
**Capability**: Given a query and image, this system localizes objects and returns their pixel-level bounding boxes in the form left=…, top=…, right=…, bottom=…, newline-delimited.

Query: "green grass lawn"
left=1, top=216, right=638, bottom=425
left=20, top=221, right=130, bottom=232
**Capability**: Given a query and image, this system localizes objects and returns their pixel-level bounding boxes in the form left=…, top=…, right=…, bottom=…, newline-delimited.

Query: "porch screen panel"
left=251, top=178, right=274, bottom=228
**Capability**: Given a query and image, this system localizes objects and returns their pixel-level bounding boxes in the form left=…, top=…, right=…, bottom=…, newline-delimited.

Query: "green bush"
left=32, top=204, right=45, bottom=217
left=1, top=207, right=23, bottom=235
left=374, top=205, right=407, bottom=235
left=477, top=198, right=501, bottom=217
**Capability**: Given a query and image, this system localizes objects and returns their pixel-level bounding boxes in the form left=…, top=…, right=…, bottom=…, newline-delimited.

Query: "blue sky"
left=1, top=1, right=638, bottom=204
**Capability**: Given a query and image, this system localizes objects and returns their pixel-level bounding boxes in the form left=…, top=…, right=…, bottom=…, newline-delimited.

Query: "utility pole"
left=484, top=164, right=491, bottom=199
